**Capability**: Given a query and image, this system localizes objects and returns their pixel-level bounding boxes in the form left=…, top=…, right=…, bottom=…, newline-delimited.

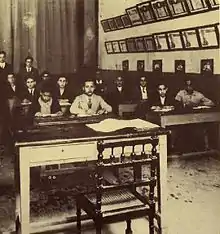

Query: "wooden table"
left=146, top=108, right=220, bottom=152
left=15, top=118, right=168, bottom=234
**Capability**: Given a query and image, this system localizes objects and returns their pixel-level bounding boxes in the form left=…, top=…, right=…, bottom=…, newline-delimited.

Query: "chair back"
left=95, top=137, right=159, bottom=213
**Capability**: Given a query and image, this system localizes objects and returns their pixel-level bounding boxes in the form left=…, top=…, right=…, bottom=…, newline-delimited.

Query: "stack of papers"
left=86, top=118, right=159, bottom=133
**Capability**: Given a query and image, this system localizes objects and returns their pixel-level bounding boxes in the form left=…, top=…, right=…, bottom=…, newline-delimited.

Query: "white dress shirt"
left=140, top=86, right=148, bottom=100
left=117, top=86, right=123, bottom=92
left=0, top=62, right=6, bottom=69
left=160, top=96, right=166, bottom=105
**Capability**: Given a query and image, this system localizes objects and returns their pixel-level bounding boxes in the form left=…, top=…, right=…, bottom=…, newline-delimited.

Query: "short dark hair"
left=7, top=72, right=15, bottom=77
left=83, top=78, right=95, bottom=84
left=40, top=81, right=53, bottom=94
left=25, top=56, right=34, bottom=62
left=57, top=75, right=68, bottom=81
left=157, top=83, right=167, bottom=89
left=24, top=75, right=36, bottom=82
left=0, top=51, right=6, bottom=56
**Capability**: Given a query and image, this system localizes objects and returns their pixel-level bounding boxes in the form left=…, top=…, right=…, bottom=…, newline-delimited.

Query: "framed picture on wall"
left=143, top=36, right=155, bottom=51
left=101, top=20, right=111, bottom=32
left=137, top=2, right=156, bottom=23
left=122, top=60, right=129, bottom=71
left=137, top=60, right=145, bottom=71
left=119, top=40, right=128, bottom=53
left=185, top=0, right=208, bottom=12
left=126, top=38, right=137, bottom=52
left=151, top=0, right=171, bottom=20
left=175, top=60, right=185, bottom=73
left=152, top=60, right=163, bottom=72
left=112, top=41, right=121, bottom=53
left=121, top=14, right=132, bottom=28
left=126, top=6, right=143, bottom=26
left=167, top=0, right=189, bottom=16
left=181, top=29, right=199, bottom=48
left=105, top=42, right=113, bottom=54
left=153, top=33, right=169, bottom=50
left=198, top=26, right=219, bottom=47
left=135, top=37, right=146, bottom=52
left=114, top=16, right=124, bottom=29
left=167, top=31, right=183, bottom=49
left=108, top=18, right=117, bottom=31
left=208, top=0, right=219, bottom=8
left=201, top=59, right=214, bottom=74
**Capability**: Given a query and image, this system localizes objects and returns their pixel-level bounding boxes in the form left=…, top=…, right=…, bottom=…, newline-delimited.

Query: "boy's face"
left=140, top=77, right=147, bottom=87
left=158, top=84, right=168, bottom=97
left=0, top=53, right=5, bottom=63
left=41, top=92, right=52, bottom=102
left=7, top=74, right=15, bottom=85
left=57, top=77, right=67, bottom=88
left=25, top=59, right=33, bottom=67
left=26, top=78, right=36, bottom=89
left=83, top=81, right=95, bottom=96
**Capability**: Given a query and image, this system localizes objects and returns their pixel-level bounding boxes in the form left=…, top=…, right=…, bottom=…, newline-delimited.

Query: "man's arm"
left=200, top=94, right=214, bottom=106
left=70, top=96, right=86, bottom=115
left=99, top=96, right=112, bottom=113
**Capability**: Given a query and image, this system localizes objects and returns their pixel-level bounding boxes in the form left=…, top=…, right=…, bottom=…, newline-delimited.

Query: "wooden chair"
left=76, top=137, right=160, bottom=234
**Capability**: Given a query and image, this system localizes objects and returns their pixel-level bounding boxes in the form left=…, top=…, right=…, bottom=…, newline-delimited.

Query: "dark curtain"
left=0, top=0, right=97, bottom=74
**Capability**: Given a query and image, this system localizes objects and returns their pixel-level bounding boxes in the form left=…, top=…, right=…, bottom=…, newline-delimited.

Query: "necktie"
left=88, top=97, right=92, bottom=109
left=142, top=87, right=145, bottom=93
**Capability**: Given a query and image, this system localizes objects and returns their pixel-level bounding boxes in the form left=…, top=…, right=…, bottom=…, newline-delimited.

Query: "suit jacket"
left=0, top=63, right=13, bottom=99
left=54, top=86, right=74, bottom=102
left=18, top=66, right=39, bottom=85
left=107, top=87, right=129, bottom=114
left=150, top=94, right=176, bottom=107
left=30, top=97, right=61, bottom=116
left=70, top=93, right=112, bottom=115
left=132, top=86, right=151, bottom=102
left=5, top=83, right=24, bottom=100
left=22, top=88, right=40, bottom=102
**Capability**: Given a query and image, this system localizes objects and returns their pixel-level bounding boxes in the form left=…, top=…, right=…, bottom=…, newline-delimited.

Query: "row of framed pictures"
left=101, top=0, right=219, bottom=32
left=105, top=23, right=220, bottom=53
left=122, top=58, right=214, bottom=74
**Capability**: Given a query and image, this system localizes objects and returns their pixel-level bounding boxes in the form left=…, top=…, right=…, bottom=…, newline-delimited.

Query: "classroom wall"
left=98, top=0, right=220, bottom=74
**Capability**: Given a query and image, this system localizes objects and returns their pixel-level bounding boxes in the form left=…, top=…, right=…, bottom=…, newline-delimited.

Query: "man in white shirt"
left=70, top=79, right=112, bottom=116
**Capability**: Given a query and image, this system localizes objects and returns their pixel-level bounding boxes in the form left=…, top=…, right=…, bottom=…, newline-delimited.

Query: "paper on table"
left=86, top=118, right=159, bottom=132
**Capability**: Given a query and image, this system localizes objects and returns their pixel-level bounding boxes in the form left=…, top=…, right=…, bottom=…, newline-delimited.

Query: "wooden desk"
left=15, top=121, right=168, bottom=234
left=146, top=108, right=220, bottom=151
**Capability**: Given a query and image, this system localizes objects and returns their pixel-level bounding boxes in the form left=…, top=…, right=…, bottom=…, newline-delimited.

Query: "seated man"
left=150, top=83, right=175, bottom=109
left=18, top=56, right=39, bottom=85
left=133, top=76, right=151, bottom=117
left=175, top=79, right=214, bottom=108
left=54, top=75, right=73, bottom=102
left=22, top=76, right=39, bottom=103
left=175, top=79, right=214, bottom=152
left=70, top=79, right=112, bottom=116
left=107, top=76, right=129, bottom=115
left=31, top=83, right=63, bottom=117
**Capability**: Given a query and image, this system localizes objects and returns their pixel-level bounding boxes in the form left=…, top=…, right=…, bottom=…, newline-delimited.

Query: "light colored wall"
left=98, top=0, right=220, bottom=74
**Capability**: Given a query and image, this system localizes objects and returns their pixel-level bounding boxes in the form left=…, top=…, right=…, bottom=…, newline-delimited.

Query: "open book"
left=86, top=118, right=159, bottom=133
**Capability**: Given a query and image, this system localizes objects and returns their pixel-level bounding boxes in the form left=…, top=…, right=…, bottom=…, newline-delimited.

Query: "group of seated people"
left=0, top=50, right=217, bottom=154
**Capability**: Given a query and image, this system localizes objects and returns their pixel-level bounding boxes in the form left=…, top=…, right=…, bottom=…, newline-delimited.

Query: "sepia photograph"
left=0, top=0, right=219, bottom=234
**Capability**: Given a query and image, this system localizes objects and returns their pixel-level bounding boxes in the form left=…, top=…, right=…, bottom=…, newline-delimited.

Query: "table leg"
left=158, top=134, right=168, bottom=234
left=20, top=153, right=30, bottom=234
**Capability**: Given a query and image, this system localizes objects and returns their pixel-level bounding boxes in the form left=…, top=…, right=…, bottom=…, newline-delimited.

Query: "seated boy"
left=31, top=83, right=63, bottom=117
left=70, top=79, right=112, bottom=116
left=22, top=76, right=39, bottom=103
left=55, top=76, right=73, bottom=102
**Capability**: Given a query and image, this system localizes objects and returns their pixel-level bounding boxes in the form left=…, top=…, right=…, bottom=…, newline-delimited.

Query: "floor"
left=0, top=153, right=220, bottom=234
